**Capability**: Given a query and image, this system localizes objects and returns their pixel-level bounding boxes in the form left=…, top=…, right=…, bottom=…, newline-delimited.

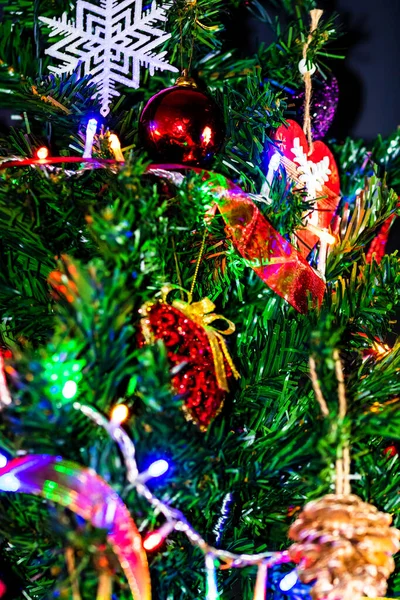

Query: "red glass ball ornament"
left=138, top=78, right=225, bottom=167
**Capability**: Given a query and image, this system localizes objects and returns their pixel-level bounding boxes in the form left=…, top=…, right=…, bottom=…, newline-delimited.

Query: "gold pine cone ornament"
left=288, top=494, right=400, bottom=600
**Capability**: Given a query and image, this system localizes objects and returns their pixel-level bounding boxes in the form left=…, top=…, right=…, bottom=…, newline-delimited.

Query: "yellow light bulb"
left=111, top=404, right=129, bottom=424
left=109, top=134, right=124, bottom=162
left=307, top=223, right=336, bottom=245
left=373, top=342, right=390, bottom=356
left=318, top=230, right=336, bottom=245
left=36, top=146, right=49, bottom=160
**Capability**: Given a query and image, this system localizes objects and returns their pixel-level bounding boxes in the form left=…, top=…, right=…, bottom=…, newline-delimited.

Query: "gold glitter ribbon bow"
left=161, top=285, right=240, bottom=391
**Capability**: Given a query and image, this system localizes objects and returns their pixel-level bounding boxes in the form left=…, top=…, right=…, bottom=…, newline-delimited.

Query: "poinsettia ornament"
left=267, top=119, right=340, bottom=257
left=138, top=286, right=239, bottom=430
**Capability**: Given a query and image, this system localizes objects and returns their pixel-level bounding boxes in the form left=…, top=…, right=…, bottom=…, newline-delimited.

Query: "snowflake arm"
left=292, top=137, right=332, bottom=200
left=39, top=0, right=178, bottom=116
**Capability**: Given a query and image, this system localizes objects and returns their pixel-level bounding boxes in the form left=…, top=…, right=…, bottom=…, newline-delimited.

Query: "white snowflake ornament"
left=291, top=137, right=332, bottom=226
left=40, top=0, right=179, bottom=116
left=266, top=119, right=341, bottom=258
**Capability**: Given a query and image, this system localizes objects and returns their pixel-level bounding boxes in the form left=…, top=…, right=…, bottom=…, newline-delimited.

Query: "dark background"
left=332, top=0, right=400, bottom=141
left=247, top=0, right=400, bottom=141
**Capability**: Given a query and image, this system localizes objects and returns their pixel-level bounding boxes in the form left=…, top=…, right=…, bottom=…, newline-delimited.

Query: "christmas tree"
left=0, top=0, right=399, bottom=599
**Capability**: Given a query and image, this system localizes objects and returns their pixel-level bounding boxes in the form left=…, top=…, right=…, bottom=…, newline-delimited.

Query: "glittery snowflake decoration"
left=40, top=0, right=179, bottom=116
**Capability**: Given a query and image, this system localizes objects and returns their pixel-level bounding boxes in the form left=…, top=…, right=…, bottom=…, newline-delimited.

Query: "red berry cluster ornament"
left=138, top=286, right=239, bottom=430
left=138, top=75, right=225, bottom=167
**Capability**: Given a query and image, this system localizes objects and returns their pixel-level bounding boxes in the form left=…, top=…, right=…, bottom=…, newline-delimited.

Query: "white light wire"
left=73, top=402, right=290, bottom=571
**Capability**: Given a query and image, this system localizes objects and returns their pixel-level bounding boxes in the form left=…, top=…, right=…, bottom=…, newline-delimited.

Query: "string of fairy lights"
left=1, top=117, right=397, bottom=600
left=0, top=349, right=300, bottom=598
left=0, top=120, right=305, bottom=599
left=74, top=401, right=292, bottom=600
left=0, top=116, right=339, bottom=284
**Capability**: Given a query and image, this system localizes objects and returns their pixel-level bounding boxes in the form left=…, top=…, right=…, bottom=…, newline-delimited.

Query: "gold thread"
left=189, top=228, right=207, bottom=301
left=179, top=18, right=184, bottom=74
left=333, top=349, right=350, bottom=495
left=310, top=350, right=351, bottom=495
left=171, top=236, right=184, bottom=300
left=96, top=571, right=112, bottom=600
left=334, top=348, right=347, bottom=420
left=179, top=1, right=197, bottom=76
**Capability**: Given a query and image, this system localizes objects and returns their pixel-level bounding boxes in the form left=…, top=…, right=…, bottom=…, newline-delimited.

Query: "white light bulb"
left=279, top=569, right=298, bottom=591
left=62, top=380, right=78, bottom=400
left=83, top=118, right=98, bottom=159
left=148, top=459, right=169, bottom=478
left=0, top=473, right=20, bottom=492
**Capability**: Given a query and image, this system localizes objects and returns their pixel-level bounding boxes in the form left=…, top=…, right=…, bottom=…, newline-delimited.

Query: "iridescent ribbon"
left=0, top=455, right=151, bottom=600
left=147, top=165, right=326, bottom=314
left=214, top=189, right=326, bottom=313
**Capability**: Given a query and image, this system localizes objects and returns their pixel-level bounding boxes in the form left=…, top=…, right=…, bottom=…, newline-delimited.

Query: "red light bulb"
left=143, top=521, right=176, bottom=552
left=384, top=445, right=398, bottom=458
left=143, top=531, right=163, bottom=551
